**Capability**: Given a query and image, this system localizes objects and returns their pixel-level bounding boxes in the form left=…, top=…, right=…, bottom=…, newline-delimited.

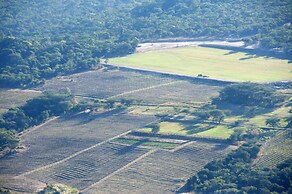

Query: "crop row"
left=254, top=130, right=292, bottom=169
left=86, top=141, right=231, bottom=194
left=35, top=69, right=176, bottom=99
left=26, top=142, right=150, bottom=190
left=111, top=80, right=221, bottom=105
left=0, top=111, right=156, bottom=175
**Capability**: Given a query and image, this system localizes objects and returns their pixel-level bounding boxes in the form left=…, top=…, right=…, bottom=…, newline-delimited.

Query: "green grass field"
left=139, top=121, right=237, bottom=139
left=110, top=46, right=291, bottom=82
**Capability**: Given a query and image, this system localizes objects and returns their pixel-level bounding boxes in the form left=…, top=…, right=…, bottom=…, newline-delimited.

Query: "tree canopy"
left=213, top=82, right=285, bottom=108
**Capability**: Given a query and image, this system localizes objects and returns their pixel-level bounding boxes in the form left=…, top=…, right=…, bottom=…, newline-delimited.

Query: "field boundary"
left=129, top=131, right=229, bottom=144
left=81, top=149, right=157, bottom=192
left=103, top=64, right=234, bottom=85
left=19, top=117, right=59, bottom=138
left=107, top=80, right=183, bottom=100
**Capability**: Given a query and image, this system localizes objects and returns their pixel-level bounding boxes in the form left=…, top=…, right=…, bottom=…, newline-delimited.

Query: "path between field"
left=106, top=80, right=183, bottom=100
left=20, top=117, right=59, bottom=138
left=81, top=149, right=157, bottom=193
left=16, top=130, right=132, bottom=178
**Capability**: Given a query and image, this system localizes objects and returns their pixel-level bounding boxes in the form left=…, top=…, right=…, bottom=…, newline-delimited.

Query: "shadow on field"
left=212, top=143, right=230, bottom=151
left=184, top=124, right=214, bottom=135
left=116, top=139, right=149, bottom=155
left=216, top=45, right=292, bottom=62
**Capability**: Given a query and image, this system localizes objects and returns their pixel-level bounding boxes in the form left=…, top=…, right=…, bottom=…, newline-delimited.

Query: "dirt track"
left=136, top=40, right=245, bottom=53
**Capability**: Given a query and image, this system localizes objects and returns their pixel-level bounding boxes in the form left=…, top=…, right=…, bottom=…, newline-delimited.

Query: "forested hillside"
left=0, top=0, right=291, bottom=87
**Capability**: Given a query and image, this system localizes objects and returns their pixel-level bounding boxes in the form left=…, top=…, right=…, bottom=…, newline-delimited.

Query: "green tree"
left=265, top=118, right=281, bottom=128
left=0, top=129, right=19, bottom=151
left=209, top=110, right=225, bottom=124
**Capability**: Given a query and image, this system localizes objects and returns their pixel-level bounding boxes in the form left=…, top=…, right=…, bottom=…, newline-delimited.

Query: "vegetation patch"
left=38, top=183, right=79, bottom=194
left=110, top=46, right=291, bottom=82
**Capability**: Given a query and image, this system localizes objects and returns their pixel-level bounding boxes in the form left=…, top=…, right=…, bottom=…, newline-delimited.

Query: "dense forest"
left=0, top=0, right=291, bottom=87
left=185, top=143, right=292, bottom=194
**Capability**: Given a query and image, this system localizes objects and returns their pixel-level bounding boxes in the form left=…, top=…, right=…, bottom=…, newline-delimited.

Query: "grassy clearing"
left=139, top=121, right=236, bottom=139
left=196, top=125, right=234, bottom=139
left=110, top=46, right=291, bottom=82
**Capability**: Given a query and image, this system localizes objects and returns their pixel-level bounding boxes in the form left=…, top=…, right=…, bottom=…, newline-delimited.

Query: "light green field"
left=140, top=122, right=235, bottom=139
left=110, top=46, right=292, bottom=82
left=196, top=125, right=234, bottom=139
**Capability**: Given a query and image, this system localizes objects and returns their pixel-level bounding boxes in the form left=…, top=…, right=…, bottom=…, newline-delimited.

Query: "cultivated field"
left=110, top=80, right=221, bottom=105
left=35, top=68, right=223, bottom=106
left=85, top=141, right=232, bottom=194
left=25, top=142, right=150, bottom=191
left=253, top=130, right=292, bottom=169
left=0, top=110, right=156, bottom=175
left=35, top=69, right=176, bottom=99
left=110, top=46, right=292, bottom=82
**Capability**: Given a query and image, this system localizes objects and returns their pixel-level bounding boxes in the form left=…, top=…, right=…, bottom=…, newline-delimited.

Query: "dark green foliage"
left=194, top=111, right=211, bottom=121
left=147, top=123, right=160, bottom=134
left=185, top=143, right=291, bottom=194
left=0, top=91, right=75, bottom=132
left=209, top=110, right=225, bottom=124
left=0, top=129, right=19, bottom=151
left=131, top=0, right=292, bottom=49
left=265, top=118, right=281, bottom=127
left=214, top=83, right=285, bottom=108
left=38, top=184, right=79, bottom=194
left=228, top=129, right=244, bottom=144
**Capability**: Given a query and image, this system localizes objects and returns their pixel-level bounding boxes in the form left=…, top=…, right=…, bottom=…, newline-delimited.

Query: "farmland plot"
left=25, top=142, right=150, bottom=191
left=253, top=130, right=292, bottom=169
left=85, top=141, right=232, bottom=194
left=111, top=80, right=222, bottom=105
left=35, top=69, right=176, bottom=99
left=0, top=110, right=156, bottom=176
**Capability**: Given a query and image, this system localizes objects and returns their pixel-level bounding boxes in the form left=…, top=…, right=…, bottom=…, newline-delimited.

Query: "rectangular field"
left=110, top=46, right=292, bottom=82
left=35, top=69, right=176, bottom=99
left=111, top=80, right=221, bottom=105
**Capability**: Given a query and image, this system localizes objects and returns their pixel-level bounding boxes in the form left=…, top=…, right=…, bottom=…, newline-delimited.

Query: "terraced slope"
left=253, top=130, right=292, bottom=169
